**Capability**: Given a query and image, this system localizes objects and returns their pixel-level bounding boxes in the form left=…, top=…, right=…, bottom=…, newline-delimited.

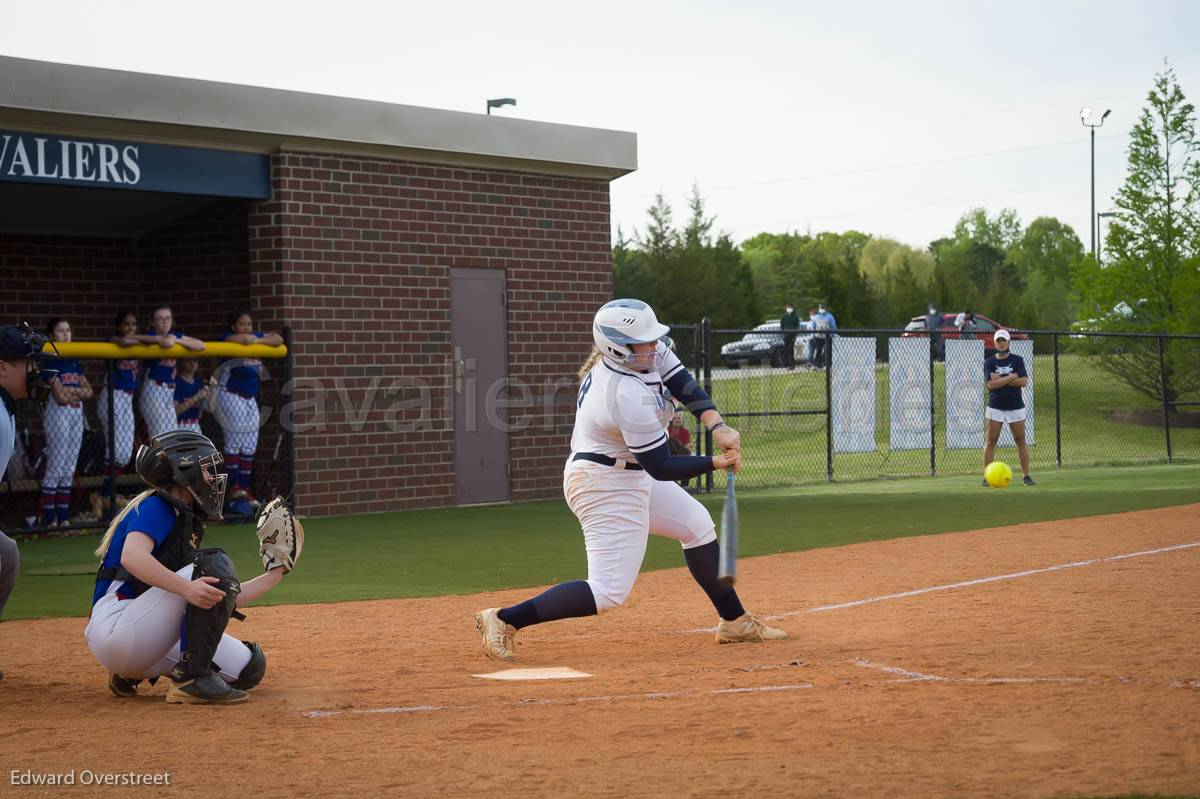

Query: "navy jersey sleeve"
left=1014, top=355, right=1028, bottom=378
left=632, top=441, right=715, bottom=481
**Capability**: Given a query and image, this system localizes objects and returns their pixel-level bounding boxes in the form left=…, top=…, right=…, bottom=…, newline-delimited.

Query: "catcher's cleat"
left=715, top=612, right=789, bottom=644
left=475, top=607, right=516, bottom=661
left=108, top=673, right=142, bottom=697
left=165, top=671, right=248, bottom=705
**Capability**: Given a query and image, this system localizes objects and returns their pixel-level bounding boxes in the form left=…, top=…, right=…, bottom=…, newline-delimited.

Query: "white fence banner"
left=888, top=337, right=930, bottom=451
left=945, top=338, right=985, bottom=449
left=998, top=339, right=1035, bottom=447
left=831, top=337, right=876, bottom=454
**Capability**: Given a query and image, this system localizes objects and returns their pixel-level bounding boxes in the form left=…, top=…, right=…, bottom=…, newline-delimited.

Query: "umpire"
left=0, top=324, right=55, bottom=679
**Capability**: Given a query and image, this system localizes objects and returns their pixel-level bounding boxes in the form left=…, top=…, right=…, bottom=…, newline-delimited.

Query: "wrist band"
left=708, top=421, right=727, bottom=433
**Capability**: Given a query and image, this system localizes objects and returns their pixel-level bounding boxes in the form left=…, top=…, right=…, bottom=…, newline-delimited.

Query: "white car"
left=720, top=321, right=812, bottom=368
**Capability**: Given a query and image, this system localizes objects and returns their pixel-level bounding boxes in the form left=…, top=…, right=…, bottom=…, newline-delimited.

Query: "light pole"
left=1096, top=210, right=1118, bottom=263
left=1080, top=107, right=1111, bottom=258
left=486, top=97, right=516, bottom=115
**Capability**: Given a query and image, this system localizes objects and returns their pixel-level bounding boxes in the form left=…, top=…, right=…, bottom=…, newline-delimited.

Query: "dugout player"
left=85, top=430, right=287, bottom=704
left=983, top=329, right=1035, bottom=486
left=475, top=299, right=787, bottom=661
left=174, top=358, right=212, bottom=431
left=139, top=306, right=205, bottom=438
left=217, top=311, right=282, bottom=511
left=38, top=318, right=93, bottom=528
left=96, top=310, right=145, bottom=510
left=0, top=323, right=55, bottom=679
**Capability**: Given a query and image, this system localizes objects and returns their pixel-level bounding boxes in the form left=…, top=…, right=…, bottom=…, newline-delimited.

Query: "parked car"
left=900, top=312, right=1028, bottom=354
left=720, top=321, right=812, bottom=368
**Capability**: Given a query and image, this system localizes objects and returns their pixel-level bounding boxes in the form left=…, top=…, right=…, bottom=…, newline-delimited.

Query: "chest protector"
left=95, top=490, right=204, bottom=595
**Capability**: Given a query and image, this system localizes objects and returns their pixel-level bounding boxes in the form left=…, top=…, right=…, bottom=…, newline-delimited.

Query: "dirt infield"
left=3, top=505, right=1199, bottom=798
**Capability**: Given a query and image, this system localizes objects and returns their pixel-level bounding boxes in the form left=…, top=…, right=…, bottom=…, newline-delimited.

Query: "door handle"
left=454, top=347, right=464, bottom=395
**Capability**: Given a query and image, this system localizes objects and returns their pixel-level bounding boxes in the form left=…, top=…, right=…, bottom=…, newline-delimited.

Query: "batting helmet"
left=592, top=299, right=671, bottom=372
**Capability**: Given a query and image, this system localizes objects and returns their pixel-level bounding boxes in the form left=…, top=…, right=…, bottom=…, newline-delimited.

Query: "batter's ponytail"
left=94, top=489, right=157, bottom=559
left=578, top=347, right=603, bottom=380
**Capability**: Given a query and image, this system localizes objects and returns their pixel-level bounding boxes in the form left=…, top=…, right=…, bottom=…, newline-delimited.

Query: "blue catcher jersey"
left=92, top=493, right=177, bottom=605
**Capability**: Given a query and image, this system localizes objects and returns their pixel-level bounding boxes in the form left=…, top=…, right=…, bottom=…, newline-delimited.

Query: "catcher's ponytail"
left=578, top=347, right=603, bottom=380
left=94, top=489, right=157, bottom=559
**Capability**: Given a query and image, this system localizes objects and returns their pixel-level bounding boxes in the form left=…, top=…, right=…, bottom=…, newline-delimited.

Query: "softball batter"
left=39, top=318, right=93, bottom=528
left=139, top=306, right=204, bottom=438
left=85, top=430, right=293, bottom=704
left=218, top=311, right=283, bottom=510
left=97, top=310, right=144, bottom=507
left=475, top=299, right=787, bottom=660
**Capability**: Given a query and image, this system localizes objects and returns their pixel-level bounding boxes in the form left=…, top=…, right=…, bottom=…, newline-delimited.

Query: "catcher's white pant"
left=96, top=388, right=136, bottom=468
left=85, top=563, right=252, bottom=681
left=218, top=390, right=259, bottom=455
left=41, top=401, right=83, bottom=488
left=139, top=382, right=177, bottom=439
left=563, top=460, right=716, bottom=613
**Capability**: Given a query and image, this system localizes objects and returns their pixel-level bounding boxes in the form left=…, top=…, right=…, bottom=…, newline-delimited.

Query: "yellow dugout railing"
left=41, top=342, right=288, bottom=359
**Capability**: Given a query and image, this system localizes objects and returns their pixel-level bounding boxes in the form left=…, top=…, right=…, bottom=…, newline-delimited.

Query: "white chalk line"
left=851, top=659, right=1100, bottom=686
left=682, top=541, right=1200, bottom=632
left=304, top=682, right=814, bottom=719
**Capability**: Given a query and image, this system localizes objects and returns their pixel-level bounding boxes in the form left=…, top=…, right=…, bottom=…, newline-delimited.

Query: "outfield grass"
left=707, top=352, right=1200, bottom=489
left=5, top=463, right=1197, bottom=621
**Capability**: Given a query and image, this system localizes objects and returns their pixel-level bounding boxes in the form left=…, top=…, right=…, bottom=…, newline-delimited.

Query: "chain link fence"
left=667, top=321, right=1200, bottom=492
left=4, top=334, right=293, bottom=536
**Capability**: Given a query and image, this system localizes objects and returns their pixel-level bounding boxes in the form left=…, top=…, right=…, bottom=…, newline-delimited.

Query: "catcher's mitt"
left=255, top=497, right=304, bottom=573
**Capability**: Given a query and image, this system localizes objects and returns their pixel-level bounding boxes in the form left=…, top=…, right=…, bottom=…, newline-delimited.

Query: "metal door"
left=450, top=268, right=510, bottom=504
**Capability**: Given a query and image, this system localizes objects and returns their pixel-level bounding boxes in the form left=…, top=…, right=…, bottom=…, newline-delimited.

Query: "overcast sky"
left=2, top=0, right=1197, bottom=250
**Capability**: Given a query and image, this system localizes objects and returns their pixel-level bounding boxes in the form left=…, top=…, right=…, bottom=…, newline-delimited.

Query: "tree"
left=1072, top=64, right=1200, bottom=404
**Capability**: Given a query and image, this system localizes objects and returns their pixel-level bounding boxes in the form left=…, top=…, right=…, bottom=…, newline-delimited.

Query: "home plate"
left=472, top=667, right=593, bottom=681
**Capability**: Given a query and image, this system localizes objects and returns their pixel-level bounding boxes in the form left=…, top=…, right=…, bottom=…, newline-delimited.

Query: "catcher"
left=84, top=430, right=303, bottom=704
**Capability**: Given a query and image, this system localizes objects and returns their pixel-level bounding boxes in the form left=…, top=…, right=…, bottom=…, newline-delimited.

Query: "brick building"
left=0, top=56, right=636, bottom=517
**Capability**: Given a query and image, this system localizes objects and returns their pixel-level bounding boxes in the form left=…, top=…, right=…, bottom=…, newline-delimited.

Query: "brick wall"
left=249, top=151, right=613, bottom=517
left=138, top=199, right=252, bottom=339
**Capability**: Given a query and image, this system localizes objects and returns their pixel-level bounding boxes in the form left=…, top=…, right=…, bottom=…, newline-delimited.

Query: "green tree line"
left=615, top=66, right=1198, bottom=344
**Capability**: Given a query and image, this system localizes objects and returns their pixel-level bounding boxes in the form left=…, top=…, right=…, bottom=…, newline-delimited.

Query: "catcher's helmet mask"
left=135, top=431, right=228, bottom=519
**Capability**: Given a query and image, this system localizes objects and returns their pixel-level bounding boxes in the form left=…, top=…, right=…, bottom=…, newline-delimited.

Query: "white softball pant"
left=85, top=564, right=252, bottom=681
left=563, top=461, right=717, bottom=613
left=218, top=390, right=259, bottom=455
left=41, top=401, right=83, bottom=488
left=139, top=382, right=177, bottom=439
left=96, top=388, right=136, bottom=468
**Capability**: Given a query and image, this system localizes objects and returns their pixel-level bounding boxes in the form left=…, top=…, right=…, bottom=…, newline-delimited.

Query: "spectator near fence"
left=139, top=306, right=205, bottom=439
left=96, top=310, right=143, bottom=510
left=174, top=358, right=214, bottom=431
left=926, top=303, right=945, bottom=361
left=218, top=311, right=284, bottom=513
left=780, top=303, right=801, bottom=369
left=38, top=318, right=93, bottom=528
left=955, top=310, right=978, bottom=340
left=810, top=304, right=836, bottom=368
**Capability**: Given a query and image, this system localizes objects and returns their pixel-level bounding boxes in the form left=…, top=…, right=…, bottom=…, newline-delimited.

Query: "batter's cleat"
left=165, top=672, right=248, bottom=705
left=716, top=612, right=789, bottom=644
left=1023, top=475, right=1036, bottom=486
left=475, top=607, right=516, bottom=661
left=108, top=673, right=142, bottom=697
